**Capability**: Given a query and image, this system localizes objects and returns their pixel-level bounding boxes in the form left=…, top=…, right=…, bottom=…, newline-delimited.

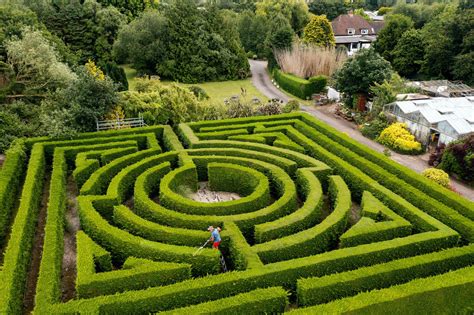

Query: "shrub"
left=255, top=100, right=283, bottom=116
left=282, top=100, right=300, bottom=113
left=360, top=117, right=389, bottom=140
left=377, top=123, right=423, bottom=155
left=188, top=86, right=209, bottom=100
left=439, top=135, right=474, bottom=183
left=422, top=168, right=450, bottom=188
left=308, top=75, right=327, bottom=93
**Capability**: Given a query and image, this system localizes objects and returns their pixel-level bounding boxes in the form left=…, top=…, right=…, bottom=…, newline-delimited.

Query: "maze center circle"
left=188, top=182, right=242, bottom=203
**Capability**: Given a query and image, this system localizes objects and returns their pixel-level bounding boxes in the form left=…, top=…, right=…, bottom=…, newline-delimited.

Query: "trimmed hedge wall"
left=291, top=265, right=474, bottom=314
left=0, top=144, right=45, bottom=314
left=253, top=175, right=351, bottom=264
left=76, top=232, right=192, bottom=299
left=273, top=69, right=326, bottom=100
left=254, top=167, right=328, bottom=243
left=159, top=287, right=288, bottom=315
left=0, top=140, right=26, bottom=248
left=297, top=244, right=474, bottom=306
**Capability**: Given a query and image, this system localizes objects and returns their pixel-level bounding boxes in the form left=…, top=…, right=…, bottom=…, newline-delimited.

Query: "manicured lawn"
left=121, top=65, right=268, bottom=104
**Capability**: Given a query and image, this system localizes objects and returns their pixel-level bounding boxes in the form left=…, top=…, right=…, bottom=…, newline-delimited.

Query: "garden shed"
left=384, top=97, right=474, bottom=146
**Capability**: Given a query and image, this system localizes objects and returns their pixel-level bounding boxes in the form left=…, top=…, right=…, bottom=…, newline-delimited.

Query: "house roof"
left=334, top=35, right=376, bottom=44
left=331, top=14, right=376, bottom=36
left=388, top=97, right=474, bottom=136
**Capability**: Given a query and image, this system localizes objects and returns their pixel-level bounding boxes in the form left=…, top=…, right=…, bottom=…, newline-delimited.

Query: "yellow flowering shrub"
left=85, top=59, right=105, bottom=81
left=377, top=123, right=422, bottom=154
left=422, top=168, right=450, bottom=188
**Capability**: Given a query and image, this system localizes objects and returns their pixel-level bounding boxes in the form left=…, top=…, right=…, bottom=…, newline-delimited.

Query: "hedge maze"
left=0, top=113, right=473, bottom=314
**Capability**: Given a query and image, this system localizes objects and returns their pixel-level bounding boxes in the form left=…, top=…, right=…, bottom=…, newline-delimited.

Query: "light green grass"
left=121, top=65, right=268, bottom=104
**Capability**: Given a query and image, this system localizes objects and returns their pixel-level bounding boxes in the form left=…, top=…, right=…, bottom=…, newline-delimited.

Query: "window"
left=361, top=29, right=369, bottom=35
left=347, top=28, right=355, bottom=35
left=351, top=42, right=358, bottom=49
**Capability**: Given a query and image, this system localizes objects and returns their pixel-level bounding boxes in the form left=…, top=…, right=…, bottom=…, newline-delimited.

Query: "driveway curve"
left=248, top=59, right=474, bottom=201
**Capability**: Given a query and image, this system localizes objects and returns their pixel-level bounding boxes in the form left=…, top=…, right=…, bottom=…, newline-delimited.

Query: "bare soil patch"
left=188, top=182, right=241, bottom=203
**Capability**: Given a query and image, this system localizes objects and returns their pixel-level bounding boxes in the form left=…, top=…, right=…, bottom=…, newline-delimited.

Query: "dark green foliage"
left=238, top=11, right=269, bottom=59
left=309, top=75, right=328, bottom=93
left=188, top=86, right=210, bottom=101
left=308, top=0, right=348, bottom=20
left=31, top=0, right=126, bottom=63
left=114, top=0, right=249, bottom=83
left=96, top=0, right=158, bottom=18
left=373, top=14, right=414, bottom=62
left=392, top=29, right=424, bottom=77
left=0, top=4, right=38, bottom=57
left=360, top=115, right=389, bottom=140
left=334, top=48, right=392, bottom=99
left=100, top=62, right=128, bottom=91
left=265, top=14, right=295, bottom=69
left=440, top=135, right=474, bottom=183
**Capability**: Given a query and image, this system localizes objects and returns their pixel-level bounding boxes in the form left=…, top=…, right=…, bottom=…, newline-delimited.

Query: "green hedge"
left=339, top=191, right=412, bottom=247
left=299, top=113, right=474, bottom=226
left=291, top=265, right=474, bottom=314
left=0, top=144, right=45, bottom=314
left=160, top=162, right=271, bottom=216
left=273, top=69, right=326, bottom=100
left=78, top=196, right=221, bottom=277
left=76, top=231, right=192, bottom=299
left=297, top=244, right=474, bottom=306
left=73, top=144, right=138, bottom=189
left=225, top=222, right=263, bottom=270
left=158, top=287, right=288, bottom=315
left=80, top=148, right=162, bottom=196
left=113, top=204, right=208, bottom=246
left=0, top=140, right=26, bottom=248
left=50, top=226, right=458, bottom=314
left=254, top=168, right=326, bottom=243
left=253, top=175, right=351, bottom=264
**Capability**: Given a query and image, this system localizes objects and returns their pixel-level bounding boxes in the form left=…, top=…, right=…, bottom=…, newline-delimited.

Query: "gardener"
left=207, top=226, right=221, bottom=250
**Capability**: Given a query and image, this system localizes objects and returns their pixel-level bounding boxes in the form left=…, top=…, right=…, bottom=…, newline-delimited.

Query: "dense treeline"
left=374, top=1, right=474, bottom=84
left=114, top=0, right=249, bottom=83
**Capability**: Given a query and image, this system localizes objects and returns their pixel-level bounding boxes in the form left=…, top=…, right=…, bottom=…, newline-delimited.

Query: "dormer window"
left=361, top=29, right=369, bottom=35
left=347, top=28, right=355, bottom=35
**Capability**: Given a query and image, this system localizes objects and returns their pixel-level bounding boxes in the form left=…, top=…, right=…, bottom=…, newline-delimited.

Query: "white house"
left=331, top=13, right=383, bottom=55
left=384, top=97, right=474, bottom=146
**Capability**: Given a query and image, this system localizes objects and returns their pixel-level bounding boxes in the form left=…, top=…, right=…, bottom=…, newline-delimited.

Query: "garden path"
left=249, top=60, right=474, bottom=201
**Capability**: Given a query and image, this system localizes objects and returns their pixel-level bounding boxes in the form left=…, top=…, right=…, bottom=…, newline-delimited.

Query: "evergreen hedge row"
left=291, top=265, right=474, bottom=314
left=0, top=140, right=26, bottom=248
left=253, top=175, right=351, bottom=264
left=297, top=244, right=474, bottom=306
left=254, top=168, right=327, bottom=243
left=50, top=227, right=458, bottom=313
left=299, top=113, right=474, bottom=227
left=0, top=144, right=45, bottom=314
left=159, top=287, right=288, bottom=315
left=76, top=231, right=191, bottom=299
left=273, top=69, right=325, bottom=100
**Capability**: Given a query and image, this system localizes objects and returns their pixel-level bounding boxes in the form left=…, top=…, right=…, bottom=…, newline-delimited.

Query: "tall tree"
left=256, top=0, right=310, bottom=34
left=392, top=29, right=424, bottom=78
left=302, top=15, right=335, bottom=47
left=265, top=14, right=295, bottom=69
left=373, top=14, right=414, bottom=62
left=308, top=0, right=347, bottom=21
left=2, top=28, right=76, bottom=100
